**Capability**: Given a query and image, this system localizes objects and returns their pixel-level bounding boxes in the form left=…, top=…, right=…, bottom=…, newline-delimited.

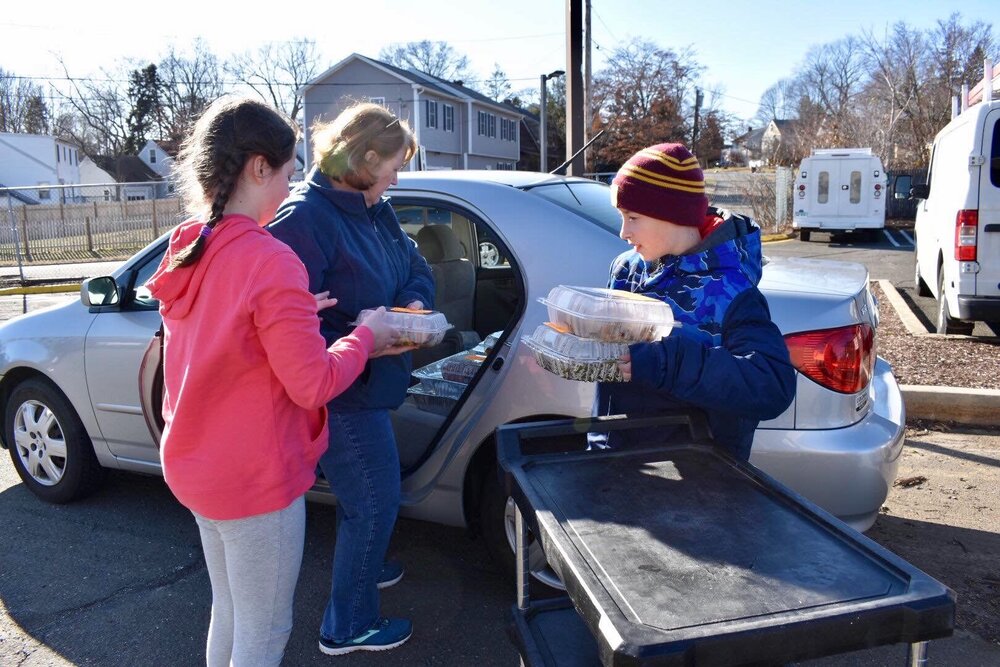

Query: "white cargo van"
left=912, top=99, right=1000, bottom=334
left=792, top=148, right=887, bottom=241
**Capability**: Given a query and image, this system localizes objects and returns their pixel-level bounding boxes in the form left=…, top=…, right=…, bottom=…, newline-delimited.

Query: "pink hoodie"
left=146, top=214, right=374, bottom=520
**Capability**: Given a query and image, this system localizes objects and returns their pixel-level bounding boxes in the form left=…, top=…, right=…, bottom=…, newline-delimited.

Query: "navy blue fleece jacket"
left=268, top=167, right=434, bottom=410
left=592, top=211, right=795, bottom=460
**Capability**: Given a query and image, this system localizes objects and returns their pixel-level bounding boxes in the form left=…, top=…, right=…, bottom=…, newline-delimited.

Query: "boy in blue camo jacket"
left=592, top=143, right=796, bottom=461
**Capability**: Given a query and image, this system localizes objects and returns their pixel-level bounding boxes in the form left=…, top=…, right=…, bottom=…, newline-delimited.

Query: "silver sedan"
left=0, top=171, right=903, bottom=587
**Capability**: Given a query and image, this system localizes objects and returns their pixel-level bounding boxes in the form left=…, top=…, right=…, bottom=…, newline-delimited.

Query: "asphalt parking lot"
left=1, top=288, right=999, bottom=666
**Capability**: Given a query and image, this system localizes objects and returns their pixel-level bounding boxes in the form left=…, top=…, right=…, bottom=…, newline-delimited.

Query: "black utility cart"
left=497, top=414, right=955, bottom=666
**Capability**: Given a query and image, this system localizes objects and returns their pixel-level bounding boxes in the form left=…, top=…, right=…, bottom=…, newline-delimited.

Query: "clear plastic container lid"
left=406, top=381, right=456, bottom=415
left=539, top=285, right=674, bottom=342
left=521, top=323, right=627, bottom=382
left=351, top=307, right=453, bottom=347
left=412, top=353, right=475, bottom=398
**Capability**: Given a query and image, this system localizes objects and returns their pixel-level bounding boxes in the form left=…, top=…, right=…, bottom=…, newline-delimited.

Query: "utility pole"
left=583, top=0, right=592, bottom=173
left=692, top=87, right=704, bottom=156
left=565, top=0, right=585, bottom=176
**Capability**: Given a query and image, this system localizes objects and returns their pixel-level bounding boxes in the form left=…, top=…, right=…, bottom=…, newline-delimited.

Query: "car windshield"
left=522, top=181, right=622, bottom=235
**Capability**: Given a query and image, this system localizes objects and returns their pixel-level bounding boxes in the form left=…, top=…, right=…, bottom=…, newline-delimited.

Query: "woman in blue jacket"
left=269, top=103, right=433, bottom=655
left=592, top=143, right=796, bottom=461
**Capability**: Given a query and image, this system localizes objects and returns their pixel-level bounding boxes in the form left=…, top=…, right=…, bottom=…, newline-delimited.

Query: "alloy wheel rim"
left=503, top=497, right=565, bottom=590
left=13, top=400, right=67, bottom=487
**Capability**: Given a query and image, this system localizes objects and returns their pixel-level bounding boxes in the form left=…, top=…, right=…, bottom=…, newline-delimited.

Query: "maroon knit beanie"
left=611, top=143, right=708, bottom=229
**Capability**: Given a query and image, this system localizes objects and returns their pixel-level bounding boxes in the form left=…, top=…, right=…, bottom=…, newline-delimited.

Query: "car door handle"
left=984, top=224, right=1000, bottom=232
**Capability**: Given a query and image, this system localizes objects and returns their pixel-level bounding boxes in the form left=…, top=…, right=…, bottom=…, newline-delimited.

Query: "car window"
left=131, top=247, right=166, bottom=309
left=522, top=181, right=622, bottom=235
left=991, top=119, right=1000, bottom=188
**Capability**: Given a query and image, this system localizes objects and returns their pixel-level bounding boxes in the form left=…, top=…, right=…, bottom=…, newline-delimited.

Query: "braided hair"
left=169, top=97, right=298, bottom=270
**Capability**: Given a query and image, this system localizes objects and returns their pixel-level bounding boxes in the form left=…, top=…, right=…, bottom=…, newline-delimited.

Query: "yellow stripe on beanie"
left=619, top=164, right=705, bottom=194
left=638, top=147, right=702, bottom=170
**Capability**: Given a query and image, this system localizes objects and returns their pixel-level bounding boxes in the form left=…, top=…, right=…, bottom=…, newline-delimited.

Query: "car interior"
left=392, top=202, right=523, bottom=470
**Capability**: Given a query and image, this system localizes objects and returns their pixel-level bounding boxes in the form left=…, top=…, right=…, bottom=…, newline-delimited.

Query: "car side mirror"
left=909, top=184, right=929, bottom=200
left=81, top=276, right=120, bottom=307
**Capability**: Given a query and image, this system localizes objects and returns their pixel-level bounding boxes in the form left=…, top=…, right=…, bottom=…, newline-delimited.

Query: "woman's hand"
left=406, top=300, right=424, bottom=310
left=313, top=291, right=338, bottom=312
left=617, top=351, right=632, bottom=382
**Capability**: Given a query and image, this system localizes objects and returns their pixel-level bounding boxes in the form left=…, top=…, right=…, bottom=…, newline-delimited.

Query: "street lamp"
left=539, top=69, right=565, bottom=172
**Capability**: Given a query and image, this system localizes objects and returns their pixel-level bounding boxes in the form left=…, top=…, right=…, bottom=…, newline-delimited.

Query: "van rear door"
left=812, top=157, right=873, bottom=229
left=978, top=109, right=1000, bottom=298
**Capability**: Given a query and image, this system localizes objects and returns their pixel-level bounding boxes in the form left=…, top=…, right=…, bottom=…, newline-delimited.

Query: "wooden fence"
left=1, top=198, right=186, bottom=265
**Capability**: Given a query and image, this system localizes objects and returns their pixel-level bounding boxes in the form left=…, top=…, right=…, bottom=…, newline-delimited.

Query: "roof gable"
left=92, top=155, right=162, bottom=182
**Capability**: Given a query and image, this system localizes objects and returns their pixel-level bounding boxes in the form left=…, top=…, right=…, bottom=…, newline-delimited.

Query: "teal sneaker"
left=318, top=617, right=412, bottom=655
left=377, top=560, right=404, bottom=590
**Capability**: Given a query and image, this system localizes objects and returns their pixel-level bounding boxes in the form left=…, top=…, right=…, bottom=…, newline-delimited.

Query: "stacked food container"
left=523, top=286, right=675, bottom=382
left=407, top=331, right=503, bottom=415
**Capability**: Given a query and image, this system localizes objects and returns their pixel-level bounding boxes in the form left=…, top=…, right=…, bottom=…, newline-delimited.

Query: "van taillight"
left=955, top=210, right=978, bottom=261
left=785, top=324, right=875, bottom=394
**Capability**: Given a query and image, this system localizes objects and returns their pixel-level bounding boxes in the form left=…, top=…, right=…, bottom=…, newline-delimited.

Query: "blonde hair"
left=312, top=102, right=417, bottom=190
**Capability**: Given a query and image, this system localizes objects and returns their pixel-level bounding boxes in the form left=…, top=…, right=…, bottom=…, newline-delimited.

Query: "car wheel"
left=5, top=378, right=106, bottom=503
left=799, top=229, right=811, bottom=242
left=479, top=467, right=565, bottom=594
left=913, top=243, right=932, bottom=297
left=935, top=272, right=974, bottom=336
left=479, top=241, right=501, bottom=268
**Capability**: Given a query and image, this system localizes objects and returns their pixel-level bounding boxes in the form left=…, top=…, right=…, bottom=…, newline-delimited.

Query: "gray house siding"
left=302, top=54, right=522, bottom=172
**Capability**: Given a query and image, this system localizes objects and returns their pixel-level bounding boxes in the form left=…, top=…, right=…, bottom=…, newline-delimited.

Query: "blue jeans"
left=319, top=409, right=401, bottom=641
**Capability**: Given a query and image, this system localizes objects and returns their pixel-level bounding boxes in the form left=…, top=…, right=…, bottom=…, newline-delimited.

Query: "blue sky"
left=2, top=0, right=997, bottom=121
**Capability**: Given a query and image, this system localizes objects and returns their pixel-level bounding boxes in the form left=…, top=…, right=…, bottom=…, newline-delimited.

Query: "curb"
left=878, top=280, right=1000, bottom=427
left=760, top=232, right=793, bottom=243
left=0, top=283, right=82, bottom=296
left=900, top=385, right=1000, bottom=427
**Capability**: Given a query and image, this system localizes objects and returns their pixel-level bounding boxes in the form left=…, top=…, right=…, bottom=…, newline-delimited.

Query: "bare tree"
left=55, top=56, right=134, bottom=156
left=158, top=39, right=224, bottom=144
left=483, top=63, right=512, bottom=102
left=590, top=37, right=703, bottom=170
left=0, top=69, right=51, bottom=134
left=378, top=40, right=475, bottom=84
left=225, top=38, right=320, bottom=122
left=754, top=79, right=796, bottom=126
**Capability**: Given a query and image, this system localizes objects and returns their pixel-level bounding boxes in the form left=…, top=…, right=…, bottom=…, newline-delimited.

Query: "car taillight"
left=955, top=209, right=978, bottom=261
left=785, top=324, right=875, bottom=394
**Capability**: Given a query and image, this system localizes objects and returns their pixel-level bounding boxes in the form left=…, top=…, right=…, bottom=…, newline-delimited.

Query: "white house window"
left=55, top=146, right=60, bottom=163
left=478, top=111, right=497, bottom=137
left=370, top=96, right=385, bottom=105
left=38, top=184, right=51, bottom=200
left=443, top=104, right=454, bottom=132
left=103, top=189, right=111, bottom=202
left=425, top=100, right=438, bottom=129
left=496, top=161, right=514, bottom=171
left=149, top=149, right=157, bottom=164
left=500, top=118, right=518, bottom=142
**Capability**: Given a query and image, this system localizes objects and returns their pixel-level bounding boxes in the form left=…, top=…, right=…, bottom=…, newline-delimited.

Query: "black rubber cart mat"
left=497, top=414, right=955, bottom=666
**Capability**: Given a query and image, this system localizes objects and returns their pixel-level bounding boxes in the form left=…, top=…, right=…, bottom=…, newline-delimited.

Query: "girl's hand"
left=313, top=291, right=338, bottom=312
left=406, top=300, right=424, bottom=310
left=369, top=343, right=420, bottom=358
left=353, top=306, right=399, bottom=352
left=617, top=351, right=632, bottom=382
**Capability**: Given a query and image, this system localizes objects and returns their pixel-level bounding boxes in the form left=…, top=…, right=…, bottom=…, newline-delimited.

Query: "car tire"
left=479, top=466, right=564, bottom=595
left=913, top=243, right=932, bottom=297
left=799, top=229, right=811, bottom=242
left=5, top=378, right=106, bottom=503
left=935, top=272, right=974, bottom=336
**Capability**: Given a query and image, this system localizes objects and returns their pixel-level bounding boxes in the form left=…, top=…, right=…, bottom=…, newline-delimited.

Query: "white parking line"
left=898, top=229, right=915, bottom=245
left=883, top=229, right=902, bottom=247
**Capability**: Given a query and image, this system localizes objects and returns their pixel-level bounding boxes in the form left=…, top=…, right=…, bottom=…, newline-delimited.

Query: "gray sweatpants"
left=192, top=496, right=305, bottom=667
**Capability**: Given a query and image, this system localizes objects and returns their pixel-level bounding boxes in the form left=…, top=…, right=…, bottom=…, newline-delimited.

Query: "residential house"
left=0, top=132, right=82, bottom=203
left=761, top=119, right=801, bottom=166
left=725, top=127, right=765, bottom=168
left=79, top=155, right=162, bottom=202
left=300, top=53, right=524, bottom=172
left=137, top=139, right=179, bottom=196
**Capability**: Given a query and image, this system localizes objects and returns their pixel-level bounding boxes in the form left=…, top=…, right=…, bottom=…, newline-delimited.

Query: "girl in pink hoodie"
left=146, top=97, right=407, bottom=667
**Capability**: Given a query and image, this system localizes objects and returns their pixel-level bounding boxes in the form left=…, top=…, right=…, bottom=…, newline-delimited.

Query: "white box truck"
left=911, top=98, right=1000, bottom=334
left=792, top=148, right=887, bottom=242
